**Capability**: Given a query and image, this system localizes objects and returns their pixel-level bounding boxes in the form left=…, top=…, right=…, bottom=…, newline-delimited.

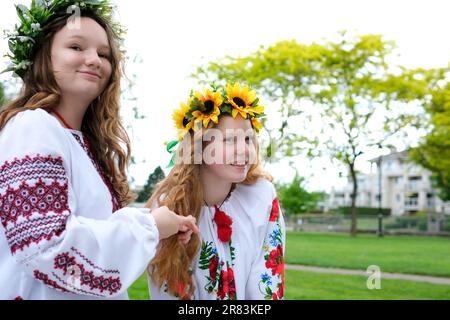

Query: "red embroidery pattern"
left=72, top=134, right=121, bottom=212
left=6, top=214, right=69, bottom=254
left=70, top=247, right=120, bottom=274
left=265, top=244, right=284, bottom=276
left=0, top=155, right=66, bottom=188
left=0, top=155, right=70, bottom=253
left=34, top=270, right=71, bottom=293
left=199, top=241, right=237, bottom=300
left=54, top=252, right=122, bottom=295
left=1, top=179, right=69, bottom=226
left=217, top=263, right=236, bottom=300
left=269, top=198, right=280, bottom=222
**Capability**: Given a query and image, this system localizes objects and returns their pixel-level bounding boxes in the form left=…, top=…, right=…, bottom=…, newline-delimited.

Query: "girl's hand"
left=177, top=215, right=199, bottom=244
left=178, top=228, right=194, bottom=245
left=151, top=206, right=199, bottom=240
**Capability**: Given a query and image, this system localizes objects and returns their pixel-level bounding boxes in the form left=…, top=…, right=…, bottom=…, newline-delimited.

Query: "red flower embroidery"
left=217, top=268, right=229, bottom=300
left=265, top=244, right=284, bottom=276
left=269, top=198, right=280, bottom=222
left=277, top=276, right=284, bottom=299
left=214, top=206, right=233, bottom=242
left=227, top=266, right=236, bottom=300
left=209, top=257, right=219, bottom=281
left=217, top=264, right=237, bottom=300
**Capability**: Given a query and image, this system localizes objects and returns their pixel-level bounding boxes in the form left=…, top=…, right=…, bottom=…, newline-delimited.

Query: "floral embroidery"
left=199, top=241, right=236, bottom=300
left=259, top=197, right=284, bottom=300
left=269, top=197, right=280, bottom=222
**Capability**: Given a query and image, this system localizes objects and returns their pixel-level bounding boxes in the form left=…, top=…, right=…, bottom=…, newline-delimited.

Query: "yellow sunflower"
left=173, top=98, right=194, bottom=138
left=226, top=83, right=265, bottom=119
left=251, top=117, right=263, bottom=132
left=191, top=89, right=223, bottom=129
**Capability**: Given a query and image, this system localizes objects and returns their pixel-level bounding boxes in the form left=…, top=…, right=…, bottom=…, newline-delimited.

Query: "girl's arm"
left=0, top=110, right=160, bottom=298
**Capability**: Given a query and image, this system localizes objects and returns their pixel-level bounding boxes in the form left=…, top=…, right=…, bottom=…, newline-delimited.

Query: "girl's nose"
left=85, top=49, right=102, bottom=68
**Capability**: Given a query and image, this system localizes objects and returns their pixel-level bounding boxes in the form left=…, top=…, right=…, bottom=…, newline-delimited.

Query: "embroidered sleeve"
left=246, top=194, right=286, bottom=300
left=0, top=110, right=160, bottom=297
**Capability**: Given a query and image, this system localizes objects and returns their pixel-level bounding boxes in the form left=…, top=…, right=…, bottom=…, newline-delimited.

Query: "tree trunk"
left=349, top=162, right=358, bottom=237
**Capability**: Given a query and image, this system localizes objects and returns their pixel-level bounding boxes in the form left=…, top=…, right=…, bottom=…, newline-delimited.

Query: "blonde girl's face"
left=202, top=115, right=257, bottom=183
left=51, top=17, right=112, bottom=101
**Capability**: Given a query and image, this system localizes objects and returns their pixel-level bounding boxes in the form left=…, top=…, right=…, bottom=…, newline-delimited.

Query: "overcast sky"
left=1, top=0, right=449, bottom=191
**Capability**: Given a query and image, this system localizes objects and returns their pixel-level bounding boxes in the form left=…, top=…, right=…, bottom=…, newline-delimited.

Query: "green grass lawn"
left=129, top=270, right=450, bottom=300
left=285, top=232, right=450, bottom=277
left=284, top=269, right=450, bottom=300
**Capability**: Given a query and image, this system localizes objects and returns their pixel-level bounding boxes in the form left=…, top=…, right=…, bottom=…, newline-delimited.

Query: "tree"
left=136, top=166, right=166, bottom=203
left=410, top=81, right=450, bottom=201
left=194, top=32, right=441, bottom=236
left=277, top=173, right=327, bottom=216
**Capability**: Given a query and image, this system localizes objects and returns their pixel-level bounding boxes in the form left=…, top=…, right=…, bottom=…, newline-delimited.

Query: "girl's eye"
left=99, top=53, right=110, bottom=60
left=70, top=45, right=82, bottom=51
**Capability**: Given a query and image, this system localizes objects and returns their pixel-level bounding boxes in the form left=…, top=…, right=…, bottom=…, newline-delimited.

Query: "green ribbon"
left=166, top=140, right=179, bottom=168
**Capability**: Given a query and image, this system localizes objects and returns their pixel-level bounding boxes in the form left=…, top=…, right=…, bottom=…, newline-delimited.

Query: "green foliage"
left=136, top=166, right=165, bottom=203
left=443, top=220, right=450, bottom=232
left=334, top=206, right=390, bottom=216
left=409, top=82, right=450, bottom=201
left=384, top=216, right=427, bottom=230
left=276, top=173, right=327, bottom=215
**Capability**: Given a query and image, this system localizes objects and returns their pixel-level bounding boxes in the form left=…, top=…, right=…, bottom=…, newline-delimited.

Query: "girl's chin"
left=226, top=165, right=248, bottom=182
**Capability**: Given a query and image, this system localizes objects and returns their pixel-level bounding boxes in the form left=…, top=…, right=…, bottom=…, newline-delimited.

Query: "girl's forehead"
left=55, top=17, right=109, bottom=46
left=216, top=116, right=253, bottom=131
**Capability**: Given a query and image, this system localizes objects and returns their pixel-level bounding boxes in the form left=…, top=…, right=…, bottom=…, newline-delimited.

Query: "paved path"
left=286, top=264, right=450, bottom=285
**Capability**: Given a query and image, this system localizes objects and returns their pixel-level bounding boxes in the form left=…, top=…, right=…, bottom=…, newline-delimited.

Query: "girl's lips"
left=230, top=164, right=247, bottom=168
left=78, top=71, right=101, bottom=79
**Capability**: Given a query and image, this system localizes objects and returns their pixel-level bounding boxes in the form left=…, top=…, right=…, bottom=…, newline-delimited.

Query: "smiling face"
left=50, top=17, right=112, bottom=102
left=201, top=115, right=258, bottom=183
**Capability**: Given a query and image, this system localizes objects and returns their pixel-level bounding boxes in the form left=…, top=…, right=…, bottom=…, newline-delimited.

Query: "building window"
left=407, top=177, right=421, bottom=191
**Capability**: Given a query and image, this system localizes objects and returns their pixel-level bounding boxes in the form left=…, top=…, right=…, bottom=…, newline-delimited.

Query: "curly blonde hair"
left=147, top=123, right=272, bottom=299
left=0, top=11, right=133, bottom=206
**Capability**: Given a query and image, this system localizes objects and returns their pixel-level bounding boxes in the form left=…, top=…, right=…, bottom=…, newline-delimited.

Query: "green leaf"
left=166, top=140, right=179, bottom=153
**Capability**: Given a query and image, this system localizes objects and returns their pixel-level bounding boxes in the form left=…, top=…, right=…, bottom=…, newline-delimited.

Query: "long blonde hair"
left=147, top=122, right=272, bottom=298
left=0, top=11, right=133, bottom=206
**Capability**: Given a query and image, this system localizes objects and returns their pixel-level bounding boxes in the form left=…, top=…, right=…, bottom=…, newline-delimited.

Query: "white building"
left=328, top=150, right=450, bottom=216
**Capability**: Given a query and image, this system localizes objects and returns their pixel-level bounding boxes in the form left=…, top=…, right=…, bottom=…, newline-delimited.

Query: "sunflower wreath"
left=173, top=82, right=265, bottom=139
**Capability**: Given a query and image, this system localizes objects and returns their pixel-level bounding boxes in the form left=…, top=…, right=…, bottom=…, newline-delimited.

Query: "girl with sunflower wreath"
left=147, top=83, right=286, bottom=300
left=0, top=0, right=198, bottom=300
